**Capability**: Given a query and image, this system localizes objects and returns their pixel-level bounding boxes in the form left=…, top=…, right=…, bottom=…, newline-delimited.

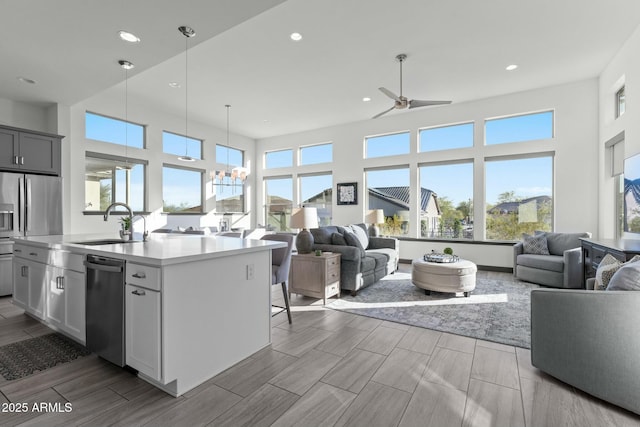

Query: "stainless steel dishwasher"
left=85, top=255, right=126, bottom=367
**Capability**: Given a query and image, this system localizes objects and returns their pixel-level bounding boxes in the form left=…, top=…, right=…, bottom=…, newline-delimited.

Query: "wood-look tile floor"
left=1, top=268, right=639, bottom=427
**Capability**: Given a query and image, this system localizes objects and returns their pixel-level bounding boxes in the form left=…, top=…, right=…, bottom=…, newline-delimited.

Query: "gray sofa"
left=310, top=223, right=399, bottom=295
left=513, top=231, right=591, bottom=288
left=531, top=282, right=640, bottom=415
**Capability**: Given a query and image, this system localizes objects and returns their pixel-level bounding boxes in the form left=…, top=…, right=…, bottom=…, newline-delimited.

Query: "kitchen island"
left=12, top=233, right=286, bottom=396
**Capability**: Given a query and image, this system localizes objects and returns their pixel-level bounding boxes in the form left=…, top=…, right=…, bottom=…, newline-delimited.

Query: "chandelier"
left=211, top=105, right=249, bottom=193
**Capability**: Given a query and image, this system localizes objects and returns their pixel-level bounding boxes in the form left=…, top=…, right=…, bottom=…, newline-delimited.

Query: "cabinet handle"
left=56, top=276, right=65, bottom=290
left=20, top=156, right=24, bottom=165
left=131, top=289, right=146, bottom=296
left=14, top=248, right=21, bottom=253
left=132, top=272, right=146, bottom=279
left=29, top=252, right=38, bottom=257
left=14, top=156, right=19, bottom=165
left=21, top=265, right=28, bottom=277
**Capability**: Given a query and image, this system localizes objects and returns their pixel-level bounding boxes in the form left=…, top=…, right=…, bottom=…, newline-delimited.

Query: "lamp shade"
left=366, top=209, right=385, bottom=224
left=290, top=207, right=319, bottom=229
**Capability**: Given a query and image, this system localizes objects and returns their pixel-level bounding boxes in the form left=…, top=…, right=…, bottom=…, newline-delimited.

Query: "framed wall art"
left=337, top=182, right=358, bottom=205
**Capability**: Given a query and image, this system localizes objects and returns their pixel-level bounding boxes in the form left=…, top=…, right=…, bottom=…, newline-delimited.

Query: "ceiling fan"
left=373, top=54, right=451, bottom=119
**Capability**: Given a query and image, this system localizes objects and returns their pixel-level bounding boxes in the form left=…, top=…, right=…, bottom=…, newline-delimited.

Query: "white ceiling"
left=2, top=0, right=640, bottom=139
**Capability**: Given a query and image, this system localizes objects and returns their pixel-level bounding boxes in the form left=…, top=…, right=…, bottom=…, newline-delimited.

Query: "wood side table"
left=289, top=252, right=341, bottom=304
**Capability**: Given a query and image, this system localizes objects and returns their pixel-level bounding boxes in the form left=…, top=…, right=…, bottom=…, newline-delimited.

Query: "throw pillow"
left=343, top=230, right=365, bottom=256
left=348, top=224, right=369, bottom=250
left=595, top=254, right=640, bottom=290
left=607, top=260, right=640, bottom=291
left=522, top=233, right=550, bottom=255
left=331, top=232, right=347, bottom=246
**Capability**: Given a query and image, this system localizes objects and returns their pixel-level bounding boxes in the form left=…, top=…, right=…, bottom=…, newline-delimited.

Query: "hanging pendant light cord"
left=184, top=34, right=189, bottom=157
left=226, top=105, right=231, bottom=172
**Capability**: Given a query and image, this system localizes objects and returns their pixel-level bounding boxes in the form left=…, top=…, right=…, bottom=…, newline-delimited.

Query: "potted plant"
left=119, top=217, right=131, bottom=239
left=443, top=247, right=454, bottom=255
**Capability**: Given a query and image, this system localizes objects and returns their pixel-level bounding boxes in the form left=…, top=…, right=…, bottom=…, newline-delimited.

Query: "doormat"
left=0, top=333, right=91, bottom=380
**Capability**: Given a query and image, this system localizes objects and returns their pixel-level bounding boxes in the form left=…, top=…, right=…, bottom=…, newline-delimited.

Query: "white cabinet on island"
left=12, top=233, right=285, bottom=397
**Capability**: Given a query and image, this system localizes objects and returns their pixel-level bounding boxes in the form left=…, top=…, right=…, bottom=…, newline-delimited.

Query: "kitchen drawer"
left=48, top=250, right=84, bottom=272
left=126, top=263, right=161, bottom=291
left=13, top=245, right=48, bottom=263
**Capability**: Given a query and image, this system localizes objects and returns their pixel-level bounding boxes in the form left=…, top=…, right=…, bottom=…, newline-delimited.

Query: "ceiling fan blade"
left=372, top=106, right=396, bottom=119
left=379, top=87, right=400, bottom=102
left=409, top=99, right=452, bottom=108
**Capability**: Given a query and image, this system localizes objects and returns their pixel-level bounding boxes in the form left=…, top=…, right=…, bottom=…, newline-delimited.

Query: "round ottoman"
left=411, top=258, right=477, bottom=297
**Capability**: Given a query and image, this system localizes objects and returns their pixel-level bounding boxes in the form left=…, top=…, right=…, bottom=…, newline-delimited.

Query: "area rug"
left=327, top=272, right=539, bottom=348
left=0, top=333, right=91, bottom=380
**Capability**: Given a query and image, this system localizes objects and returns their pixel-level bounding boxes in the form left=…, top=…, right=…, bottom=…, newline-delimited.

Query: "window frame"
left=85, top=111, right=146, bottom=149
left=419, top=122, right=474, bottom=152
left=365, top=131, right=411, bottom=159
left=365, top=165, right=411, bottom=237
left=616, top=86, right=626, bottom=118
left=83, top=151, right=148, bottom=214
left=265, top=149, right=294, bottom=169
left=162, top=164, right=205, bottom=214
left=484, top=110, right=554, bottom=146
left=299, top=172, right=333, bottom=226
left=162, top=130, right=203, bottom=160
left=299, top=143, right=333, bottom=166
left=264, top=175, right=294, bottom=231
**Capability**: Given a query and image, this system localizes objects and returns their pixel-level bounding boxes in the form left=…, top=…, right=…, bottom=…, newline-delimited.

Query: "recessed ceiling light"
left=118, top=60, right=134, bottom=70
left=505, top=64, right=518, bottom=71
left=168, top=82, right=181, bottom=88
left=17, top=77, right=36, bottom=84
left=290, top=32, right=302, bottom=41
left=362, top=97, right=371, bottom=102
left=118, top=30, right=140, bottom=43
left=263, top=119, right=270, bottom=123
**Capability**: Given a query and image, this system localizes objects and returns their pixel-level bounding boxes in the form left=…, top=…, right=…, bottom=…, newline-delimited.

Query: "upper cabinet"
left=0, top=125, right=63, bottom=176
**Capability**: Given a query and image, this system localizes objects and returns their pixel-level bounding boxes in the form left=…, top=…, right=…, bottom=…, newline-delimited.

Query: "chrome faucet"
left=104, top=202, right=134, bottom=241
left=132, top=214, right=149, bottom=242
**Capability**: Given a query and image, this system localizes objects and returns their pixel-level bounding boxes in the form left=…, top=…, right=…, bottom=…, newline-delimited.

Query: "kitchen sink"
left=73, top=239, right=142, bottom=246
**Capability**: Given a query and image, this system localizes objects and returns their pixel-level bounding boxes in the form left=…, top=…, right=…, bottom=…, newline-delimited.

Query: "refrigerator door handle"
left=18, top=177, right=24, bottom=233
left=25, top=178, right=31, bottom=232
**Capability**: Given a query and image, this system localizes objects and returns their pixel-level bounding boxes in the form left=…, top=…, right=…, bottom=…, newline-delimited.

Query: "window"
left=485, top=111, right=553, bottom=145
left=163, top=131, right=202, bottom=160
left=215, top=145, right=245, bottom=213
left=264, top=177, right=293, bottom=231
left=265, top=149, right=293, bottom=168
left=616, top=86, right=626, bottom=118
left=300, top=143, right=332, bottom=165
left=162, top=166, right=203, bottom=213
left=300, top=174, right=332, bottom=226
left=366, top=167, right=410, bottom=236
left=420, top=123, right=473, bottom=152
left=85, top=112, right=144, bottom=148
left=365, top=132, right=410, bottom=158
left=485, top=156, right=553, bottom=240
left=84, top=153, right=146, bottom=212
left=419, top=162, right=473, bottom=239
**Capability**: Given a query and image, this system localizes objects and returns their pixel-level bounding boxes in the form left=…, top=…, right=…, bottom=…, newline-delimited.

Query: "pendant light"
left=118, top=60, right=134, bottom=171
left=178, top=25, right=196, bottom=162
left=212, top=105, right=249, bottom=193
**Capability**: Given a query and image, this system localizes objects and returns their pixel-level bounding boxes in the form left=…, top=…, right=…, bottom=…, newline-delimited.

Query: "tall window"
left=366, top=167, right=410, bottom=236
left=84, top=154, right=146, bottom=212
left=215, top=145, right=245, bottom=213
left=300, top=174, right=332, bottom=226
left=420, top=123, right=473, bottom=152
left=365, top=132, right=410, bottom=158
left=85, top=112, right=144, bottom=148
left=485, top=111, right=554, bottom=145
left=264, top=177, right=293, bottom=231
left=265, top=149, right=293, bottom=168
left=485, top=156, right=553, bottom=240
left=616, top=86, right=626, bottom=118
left=419, top=162, right=473, bottom=239
left=162, top=166, right=203, bottom=213
left=163, top=131, right=202, bottom=160
left=300, top=143, right=332, bottom=165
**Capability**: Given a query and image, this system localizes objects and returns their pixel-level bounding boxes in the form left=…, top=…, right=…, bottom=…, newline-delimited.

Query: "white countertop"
left=12, top=233, right=286, bottom=266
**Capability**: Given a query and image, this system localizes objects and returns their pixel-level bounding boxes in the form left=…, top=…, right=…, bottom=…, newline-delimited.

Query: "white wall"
left=0, top=98, right=51, bottom=133
left=599, top=24, right=640, bottom=239
left=257, top=79, right=600, bottom=267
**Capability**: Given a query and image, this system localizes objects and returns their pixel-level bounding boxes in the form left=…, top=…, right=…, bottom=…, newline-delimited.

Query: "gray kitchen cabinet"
left=0, top=124, right=62, bottom=175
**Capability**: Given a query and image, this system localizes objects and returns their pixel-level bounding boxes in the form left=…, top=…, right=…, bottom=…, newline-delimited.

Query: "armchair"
left=531, top=284, right=640, bottom=415
left=513, top=231, right=591, bottom=288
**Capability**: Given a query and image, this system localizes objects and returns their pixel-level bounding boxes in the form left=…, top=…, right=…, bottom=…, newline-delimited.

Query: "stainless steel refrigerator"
left=0, top=172, right=63, bottom=296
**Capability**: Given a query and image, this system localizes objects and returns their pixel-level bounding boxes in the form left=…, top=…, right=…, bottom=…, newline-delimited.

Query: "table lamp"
left=290, top=207, right=319, bottom=254
left=366, top=209, right=385, bottom=237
